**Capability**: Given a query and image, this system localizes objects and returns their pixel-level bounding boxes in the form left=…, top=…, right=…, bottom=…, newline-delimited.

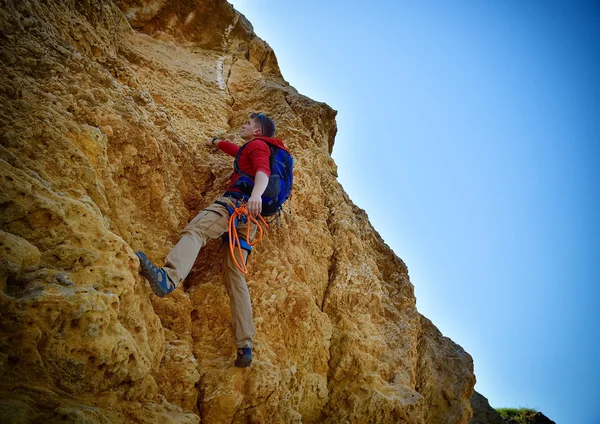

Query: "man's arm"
left=247, top=171, right=268, bottom=217
left=206, top=138, right=240, bottom=157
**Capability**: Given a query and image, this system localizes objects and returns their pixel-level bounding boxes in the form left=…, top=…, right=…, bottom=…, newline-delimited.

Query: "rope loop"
left=228, top=204, right=269, bottom=274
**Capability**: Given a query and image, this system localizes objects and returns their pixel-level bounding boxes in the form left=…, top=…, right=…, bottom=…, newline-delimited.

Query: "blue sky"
left=229, top=1, right=600, bottom=423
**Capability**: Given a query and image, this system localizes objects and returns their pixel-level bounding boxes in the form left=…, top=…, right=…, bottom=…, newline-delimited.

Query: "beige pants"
left=163, top=196, right=256, bottom=349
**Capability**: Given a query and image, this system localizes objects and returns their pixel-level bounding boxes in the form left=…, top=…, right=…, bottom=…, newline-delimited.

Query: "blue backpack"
left=232, top=139, right=294, bottom=216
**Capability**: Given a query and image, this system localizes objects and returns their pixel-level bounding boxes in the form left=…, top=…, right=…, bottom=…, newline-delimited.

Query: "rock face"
left=0, top=1, right=475, bottom=423
left=470, top=391, right=505, bottom=424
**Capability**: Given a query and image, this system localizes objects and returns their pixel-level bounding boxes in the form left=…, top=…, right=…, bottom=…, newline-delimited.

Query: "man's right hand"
left=206, top=138, right=219, bottom=147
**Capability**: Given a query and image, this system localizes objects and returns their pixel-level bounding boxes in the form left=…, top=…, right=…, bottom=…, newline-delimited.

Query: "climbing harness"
left=215, top=200, right=269, bottom=274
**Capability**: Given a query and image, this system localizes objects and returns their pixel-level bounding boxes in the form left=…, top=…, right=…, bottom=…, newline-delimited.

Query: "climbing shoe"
left=234, top=347, right=252, bottom=368
left=135, top=251, right=175, bottom=297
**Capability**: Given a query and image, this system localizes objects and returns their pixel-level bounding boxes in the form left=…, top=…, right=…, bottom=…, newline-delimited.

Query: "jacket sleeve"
left=246, top=140, right=271, bottom=177
left=217, top=140, right=240, bottom=157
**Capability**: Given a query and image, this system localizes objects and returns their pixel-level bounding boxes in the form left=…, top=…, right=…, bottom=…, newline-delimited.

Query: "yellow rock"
left=0, top=0, right=474, bottom=423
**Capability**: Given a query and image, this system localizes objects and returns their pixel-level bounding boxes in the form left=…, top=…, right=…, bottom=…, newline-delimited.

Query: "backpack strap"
left=233, top=142, right=251, bottom=179
left=233, top=139, right=277, bottom=180
left=232, top=140, right=278, bottom=198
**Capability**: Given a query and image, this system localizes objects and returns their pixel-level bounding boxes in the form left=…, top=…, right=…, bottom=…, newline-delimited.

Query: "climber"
left=135, top=113, right=290, bottom=368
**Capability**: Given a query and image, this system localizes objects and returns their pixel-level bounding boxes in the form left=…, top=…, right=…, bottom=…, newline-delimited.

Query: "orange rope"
left=228, top=204, right=269, bottom=274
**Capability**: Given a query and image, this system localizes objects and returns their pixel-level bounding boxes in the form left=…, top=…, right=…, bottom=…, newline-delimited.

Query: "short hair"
left=250, top=113, right=276, bottom=137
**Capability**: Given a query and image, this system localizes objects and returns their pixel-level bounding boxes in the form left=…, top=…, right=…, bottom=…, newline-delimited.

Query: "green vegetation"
left=496, top=408, right=538, bottom=423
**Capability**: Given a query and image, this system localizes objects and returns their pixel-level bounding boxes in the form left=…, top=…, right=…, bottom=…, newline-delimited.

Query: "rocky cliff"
left=0, top=1, right=475, bottom=422
left=470, top=392, right=505, bottom=424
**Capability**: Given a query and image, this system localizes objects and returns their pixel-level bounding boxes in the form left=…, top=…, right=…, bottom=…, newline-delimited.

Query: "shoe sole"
left=146, top=272, right=168, bottom=297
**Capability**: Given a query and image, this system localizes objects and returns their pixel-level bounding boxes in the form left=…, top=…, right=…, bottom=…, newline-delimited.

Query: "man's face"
left=240, top=118, right=261, bottom=141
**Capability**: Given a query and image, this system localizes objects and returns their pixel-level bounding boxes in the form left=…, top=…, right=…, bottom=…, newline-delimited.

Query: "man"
left=136, top=113, right=288, bottom=368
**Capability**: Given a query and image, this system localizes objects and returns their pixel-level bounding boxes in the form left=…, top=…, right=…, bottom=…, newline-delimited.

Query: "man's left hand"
left=247, top=195, right=262, bottom=217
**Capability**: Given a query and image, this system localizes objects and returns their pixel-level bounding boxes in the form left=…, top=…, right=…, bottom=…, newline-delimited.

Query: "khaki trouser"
left=163, top=196, right=256, bottom=349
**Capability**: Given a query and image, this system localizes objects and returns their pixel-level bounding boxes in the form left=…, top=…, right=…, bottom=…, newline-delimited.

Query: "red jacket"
left=216, top=137, right=288, bottom=193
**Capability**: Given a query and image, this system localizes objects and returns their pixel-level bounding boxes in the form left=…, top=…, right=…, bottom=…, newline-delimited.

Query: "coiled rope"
left=228, top=204, right=269, bottom=274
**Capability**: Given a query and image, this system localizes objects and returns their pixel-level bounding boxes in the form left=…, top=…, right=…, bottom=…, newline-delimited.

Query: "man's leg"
left=223, top=213, right=258, bottom=367
left=138, top=201, right=230, bottom=297
left=224, top=246, right=255, bottom=349
left=164, top=203, right=230, bottom=287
